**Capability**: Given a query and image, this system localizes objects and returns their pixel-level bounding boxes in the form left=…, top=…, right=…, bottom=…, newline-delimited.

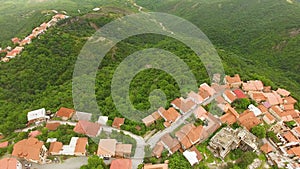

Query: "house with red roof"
left=260, top=143, right=274, bottom=154
left=222, top=90, right=237, bottom=104
left=175, top=123, right=208, bottom=150
left=263, top=91, right=283, bottom=106
left=160, top=134, right=181, bottom=155
left=171, top=97, right=196, bottom=114
left=56, top=107, right=75, bottom=120
left=45, top=122, right=60, bottom=131
left=276, top=88, right=290, bottom=97
left=11, top=37, right=20, bottom=44
left=220, top=105, right=239, bottom=125
left=0, top=141, right=9, bottom=148
left=199, top=83, right=216, bottom=97
left=0, top=158, right=22, bottom=169
left=159, top=107, right=181, bottom=127
left=224, top=74, right=242, bottom=88
left=73, top=120, right=101, bottom=137
left=187, top=91, right=204, bottom=104
left=152, top=142, right=164, bottom=158
left=248, top=91, right=267, bottom=103
left=112, top=117, right=125, bottom=129
left=263, top=112, right=276, bottom=125
left=12, top=138, right=48, bottom=164
left=110, top=159, right=132, bottom=169
left=238, top=110, right=262, bottom=130
left=233, top=89, right=247, bottom=99
left=242, top=80, right=264, bottom=92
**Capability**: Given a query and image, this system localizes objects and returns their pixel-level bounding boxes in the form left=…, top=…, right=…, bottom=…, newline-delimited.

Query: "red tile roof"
left=233, top=89, right=247, bottom=99
left=223, top=90, right=237, bottom=103
left=242, top=80, right=264, bottom=91
left=225, top=74, right=242, bottom=85
left=161, top=134, right=180, bottom=154
left=193, top=106, right=207, bottom=119
left=161, top=107, right=181, bottom=124
left=73, top=120, right=101, bottom=137
left=0, top=158, right=20, bottom=169
left=200, top=83, right=216, bottom=96
left=264, top=92, right=283, bottom=106
left=238, top=110, right=261, bottom=130
left=45, top=122, right=60, bottom=131
left=257, top=104, right=268, bottom=113
left=171, top=98, right=196, bottom=113
left=260, top=143, right=274, bottom=154
left=220, top=105, right=239, bottom=125
left=284, top=96, right=297, bottom=105
left=112, top=117, right=125, bottom=129
left=56, top=107, right=75, bottom=119
left=0, top=141, right=9, bottom=148
left=152, top=142, right=164, bottom=158
left=276, top=88, right=290, bottom=97
left=75, top=137, right=88, bottom=154
left=264, top=112, right=275, bottom=122
left=49, top=142, right=63, bottom=154
left=283, top=131, right=298, bottom=142
left=110, top=159, right=132, bottom=169
left=28, top=130, right=41, bottom=138
left=287, top=146, right=300, bottom=158
left=249, top=92, right=267, bottom=103
left=12, top=138, right=44, bottom=161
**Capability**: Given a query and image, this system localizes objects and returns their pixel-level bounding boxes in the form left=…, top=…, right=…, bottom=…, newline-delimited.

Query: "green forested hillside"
left=0, top=0, right=299, bottom=138
left=137, top=0, right=300, bottom=99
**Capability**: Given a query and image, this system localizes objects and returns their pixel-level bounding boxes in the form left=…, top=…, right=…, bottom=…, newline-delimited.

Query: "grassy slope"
left=136, top=0, right=300, bottom=100
left=0, top=0, right=136, bottom=45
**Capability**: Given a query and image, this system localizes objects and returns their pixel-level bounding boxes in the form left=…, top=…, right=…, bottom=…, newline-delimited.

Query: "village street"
left=146, top=91, right=223, bottom=148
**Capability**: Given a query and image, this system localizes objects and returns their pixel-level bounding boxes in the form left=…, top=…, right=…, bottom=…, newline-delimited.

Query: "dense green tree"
left=251, top=125, right=266, bottom=139
left=80, top=155, right=108, bottom=169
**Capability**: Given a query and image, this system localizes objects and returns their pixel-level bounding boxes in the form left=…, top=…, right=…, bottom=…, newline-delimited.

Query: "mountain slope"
left=136, top=0, right=300, bottom=100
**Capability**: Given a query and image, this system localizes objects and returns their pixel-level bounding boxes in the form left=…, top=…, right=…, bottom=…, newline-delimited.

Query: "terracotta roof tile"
left=0, top=141, right=9, bottom=148
left=284, top=96, right=297, bottom=105
left=12, top=138, right=44, bottom=161
left=238, top=110, right=261, bottom=130
left=152, top=111, right=162, bottom=120
left=45, top=122, right=60, bottom=131
left=233, top=89, right=247, bottom=99
left=223, top=90, right=237, bottom=103
left=75, top=137, right=88, bottom=154
left=110, top=159, right=132, bottom=169
left=288, top=146, right=300, bottom=157
left=283, top=131, right=298, bottom=142
left=152, top=142, right=164, bottom=158
left=249, top=92, right=267, bottom=103
left=73, top=120, right=101, bottom=137
left=0, top=158, right=20, bottom=169
left=56, top=107, right=75, bottom=119
left=257, top=104, right=268, bottom=113
left=276, top=88, right=290, bottom=97
left=260, top=143, right=274, bottom=154
left=199, top=83, right=216, bottom=96
left=112, top=117, right=125, bottom=129
left=225, top=74, right=242, bottom=85
left=97, top=139, right=117, bottom=156
left=161, top=134, right=180, bottom=154
left=193, top=106, right=207, bottom=119
left=49, top=142, right=63, bottom=154
left=161, top=108, right=181, bottom=124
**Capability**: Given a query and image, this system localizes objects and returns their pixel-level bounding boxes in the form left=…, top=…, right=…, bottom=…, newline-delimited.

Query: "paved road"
left=101, top=126, right=145, bottom=169
left=31, top=157, right=88, bottom=169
